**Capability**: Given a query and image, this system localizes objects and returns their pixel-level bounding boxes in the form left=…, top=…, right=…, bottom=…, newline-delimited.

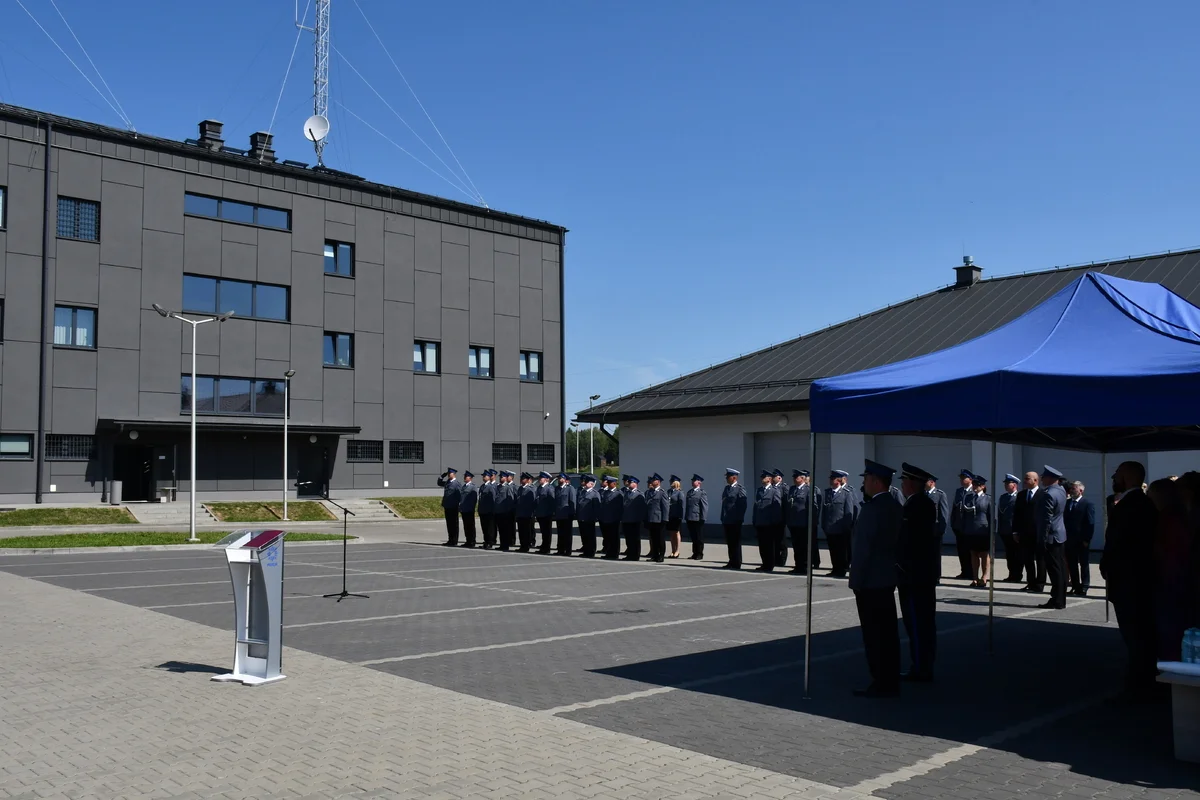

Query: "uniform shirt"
left=438, top=476, right=461, bottom=511
left=685, top=487, right=709, bottom=522
left=516, top=483, right=537, bottom=518
left=753, top=484, right=782, bottom=526
left=997, top=491, right=1017, bottom=536
left=898, top=488, right=941, bottom=585
left=720, top=482, right=748, bottom=524
left=600, top=486, right=625, bottom=524
left=950, top=485, right=971, bottom=534
left=621, top=487, right=647, bottom=523
left=1037, top=483, right=1068, bottom=544
left=668, top=488, right=685, bottom=520
left=478, top=481, right=496, bottom=514
left=576, top=486, right=600, bottom=523
left=644, top=486, right=669, bottom=523
left=458, top=482, right=479, bottom=515
left=928, top=487, right=951, bottom=541
left=534, top=482, right=556, bottom=518
left=849, top=491, right=903, bottom=590
left=821, top=485, right=856, bottom=537
left=495, top=481, right=516, bottom=515
left=964, top=490, right=992, bottom=538
left=785, top=484, right=817, bottom=528
left=554, top=482, right=577, bottom=520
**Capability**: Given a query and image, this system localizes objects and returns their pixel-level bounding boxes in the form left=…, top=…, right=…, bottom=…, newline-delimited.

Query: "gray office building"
left=0, top=103, right=565, bottom=504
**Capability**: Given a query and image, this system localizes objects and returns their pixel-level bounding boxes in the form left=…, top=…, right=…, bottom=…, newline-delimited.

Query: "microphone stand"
left=319, top=488, right=367, bottom=602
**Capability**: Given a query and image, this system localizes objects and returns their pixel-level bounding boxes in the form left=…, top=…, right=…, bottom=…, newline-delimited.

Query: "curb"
left=0, top=539, right=357, bottom=556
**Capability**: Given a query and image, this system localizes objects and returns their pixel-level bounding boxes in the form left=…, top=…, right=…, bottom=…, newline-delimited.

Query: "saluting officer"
left=515, top=472, right=537, bottom=552
left=458, top=471, right=479, bottom=548
left=621, top=475, right=647, bottom=561
left=534, top=472, right=556, bottom=554
left=850, top=460, right=903, bottom=699
left=721, top=469, right=747, bottom=570
left=554, top=472, right=577, bottom=556
left=478, top=470, right=498, bottom=549
left=754, top=470, right=784, bottom=572
left=786, top=469, right=820, bottom=575
left=822, top=469, right=857, bottom=578
left=576, top=474, right=600, bottom=558
left=897, top=463, right=940, bottom=683
left=771, top=469, right=788, bottom=568
left=599, top=475, right=624, bottom=559
left=684, top=474, right=708, bottom=560
left=438, top=467, right=462, bottom=547
left=644, top=473, right=670, bottom=562
left=495, top=471, right=517, bottom=551
left=950, top=469, right=975, bottom=579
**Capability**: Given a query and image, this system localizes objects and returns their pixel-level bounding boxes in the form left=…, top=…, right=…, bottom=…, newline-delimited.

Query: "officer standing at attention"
left=644, top=473, right=670, bottom=562
left=684, top=474, right=708, bottom=560
left=621, top=475, right=647, bottom=560
left=897, top=463, right=940, bottom=682
left=575, top=474, right=600, bottom=558
left=438, top=467, right=462, bottom=547
left=754, top=470, right=783, bottom=572
left=1037, top=465, right=1069, bottom=609
left=534, top=471, right=556, bottom=554
left=771, top=469, right=788, bottom=568
left=599, top=475, right=624, bottom=559
left=554, top=472, right=577, bottom=556
left=515, top=472, right=537, bottom=552
left=1064, top=480, right=1095, bottom=596
left=822, top=470, right=856, bottom=578
left=495, top=471, right=516, bottom=551
left=786, top=470, right=820, bottom=575
left=478, top=470, right=498, bottom=549
left=926, top=474, right=952, bottom=570
left=721, top=469, right=748, bottom=570
left=458, top=471, right=479, bottom=548
left=949, top=469, right=975, bottom=579
left=997, top=474, right=1022, bottom=583
left=850, top=460, right=904, bottom=698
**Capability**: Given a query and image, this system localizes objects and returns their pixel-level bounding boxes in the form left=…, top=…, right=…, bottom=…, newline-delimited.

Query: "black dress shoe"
left=1001, top=576, right=1022, bottom=583
left=1037, top=601, right=1065, bottom=609
left=900, top=671, right=934, bottom=683
left=622, top=555, right=638, bottom=561
left=460, top=543, right=476, bottom=548
left=853, top=685, right=900, bottom=698
left=517, top=547, right=530, bottom=553
left=953, top=572, right=971, bottom=580
left=482, top=544, right=493, bottom=550
left=690, top=553, right=703, bottom=560
left=829, top=571, right=846, bottom=579
left=498, top=547, right=510, bottom=552
left=537, top=549, right=552, bottom=555
left=603, top=554, right=620, bottom=560
left=443, top=541, right=457, bottom=547
left=722, top=563, right=740, bottom=570
left=653, top=556, right=665, bottom=563
left=789, top=568, right=806, bottom=575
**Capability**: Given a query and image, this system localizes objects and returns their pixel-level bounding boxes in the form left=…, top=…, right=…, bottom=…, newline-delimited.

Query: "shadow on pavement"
left=152, top=660, right=225, bottom=675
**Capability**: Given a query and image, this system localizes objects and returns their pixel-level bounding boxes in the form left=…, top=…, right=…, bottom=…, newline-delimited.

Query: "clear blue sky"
left=5, top=1, right=1200, bottom=423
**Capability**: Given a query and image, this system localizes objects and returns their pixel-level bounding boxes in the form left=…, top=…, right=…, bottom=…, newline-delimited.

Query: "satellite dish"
left=303, top=114, right=330, bottom=142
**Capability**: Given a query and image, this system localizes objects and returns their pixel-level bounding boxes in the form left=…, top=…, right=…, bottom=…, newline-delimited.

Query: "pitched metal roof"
left=577, top=249, right=1200, bottom=423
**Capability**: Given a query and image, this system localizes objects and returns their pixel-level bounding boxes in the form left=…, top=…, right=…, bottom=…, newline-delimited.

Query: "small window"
left=219, top=200, right=255, bottom=224
left=218, top=378, right=252, bottom=414
left=492, top=443, right=522, bottom=463
left=53, top=306, right=96, bottom=349
left=254, top=379, right=286, bottom=416
left=324, top=241, right=354, bottom=277
left=255, top=206, right=290, bottom=230
left=181, top=375, right=284, bottom=416
left=254, top=284, right=288, bottom=321
left=46, top=434, right=95, bottom=461
left=0, top=185, right=7, bottom=228
left=347, top=439, right=383, bottom=463
left=57, top=197, right=100, bottom=242
left=389, top=441, right=424, bottom=463
left=414, top=340, right=439, bottom=374
left=183, top=193, right=219, bottom=217
left=468, top=346, right=493, bottom=379
left=528, top=444, right=555, bottom=464
left=181, top=376, right=216, bottom=413
left=520, top=351, right=542, bottom=383
left=0, top=433, right=33, bottom=460
left=324, top=332, right=353, bottom=367
left=182, top=275, right=217, bottom=313
left=219, top=280, right=253, bottom=318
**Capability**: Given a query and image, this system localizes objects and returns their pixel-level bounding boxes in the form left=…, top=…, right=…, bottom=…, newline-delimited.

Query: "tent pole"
left=988, top=439, right=997, bottom=655
left=803, top=429, right=816, bottom=700
left=1101, top=451, right=1108, bottom=624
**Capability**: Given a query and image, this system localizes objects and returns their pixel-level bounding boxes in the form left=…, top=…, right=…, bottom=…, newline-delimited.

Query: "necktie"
left=1027, top=490, right=1033, bottom=501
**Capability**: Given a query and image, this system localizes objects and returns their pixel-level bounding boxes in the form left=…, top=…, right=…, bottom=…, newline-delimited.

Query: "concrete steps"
left=126, top=502, right=217, bottom=526
left=319, top=497, right=399, bottom=523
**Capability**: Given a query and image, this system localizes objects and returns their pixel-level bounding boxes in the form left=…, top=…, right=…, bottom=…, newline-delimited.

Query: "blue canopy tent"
left=797, top=273, right=1200, bottom=695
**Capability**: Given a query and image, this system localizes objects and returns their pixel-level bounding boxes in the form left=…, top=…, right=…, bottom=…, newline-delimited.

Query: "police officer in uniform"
left=949, top=469, right=974, bottom=579
left=554, top=472, right=577, bottom=556
left=684, top=474, right=708, bottom=560
left=458, top=471, right=479, bottom=548
left=644, top=473, right=669, bottom=562
left=478, top=470, right=497, bottom=549
left=534, top=471, right=556, bottom=554
left=822, top=469, right=856, bottom=578
left=997, top=474, right=1022, bottom=582
left=599, top=475, right=624, bottom=559
left=438, top=467, right=462, bottom=546
left=495, top=471, right=516, bottom=551
left=621, top=475, right=647, bottom=560
left=771, top=469, right=788, bottom=568
left=576, top=474, right=600, bottom=558
left=850, top=460, right=903, bottom=698
left=1037, top=465, right=1069, bottom=609
left=897, top=463, right=940, bottom=682
left=516, top=472, right=537, bottom=552
left=786, top=469, right=820, bottom=575
left=754, top=470, right=783, bottom=572
left=926, top=474, right=951, bottom=574
left=721, top=469, right=747, bottom=570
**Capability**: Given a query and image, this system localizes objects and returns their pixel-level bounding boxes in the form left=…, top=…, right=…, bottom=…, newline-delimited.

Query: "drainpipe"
left=35, top=121, right=52, bottom=504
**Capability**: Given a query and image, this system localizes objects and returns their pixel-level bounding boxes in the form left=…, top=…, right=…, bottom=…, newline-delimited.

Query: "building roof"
left=0, top=102, right=565, bottom=238
left=577, top=249, right=1200, bottom=423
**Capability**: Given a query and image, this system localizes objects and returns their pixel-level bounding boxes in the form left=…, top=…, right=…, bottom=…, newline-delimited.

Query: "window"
left=323, top=332, right=353, bottom=367
left=492, top=443, right=521, bottom=463
left=0, top=433, right=32, bottom=460
left=46, top=434, right=95, bottom=461
left=413, top=340, right=439, bottom=374
left=184, top=192, right=290, bottom=230
left=324, top=241, right=354, bottom=277
left=347, top=439, right=383, bottom=463
left=181, top=376, right=286, bottom=416
left=57, top=197, right=100, bottom=242
left=182, top=275, right=289, bottom=321
left=389, top=441, right=424, bottom=463
left=528, top=444, right=555, bottom=464
left=468, top=346, right=493, bottom=379
left=520, top=351, right=542, bottom=383
left=53, top=306, right=96, bottom=349
left=0, top=185, right=6, bottom=228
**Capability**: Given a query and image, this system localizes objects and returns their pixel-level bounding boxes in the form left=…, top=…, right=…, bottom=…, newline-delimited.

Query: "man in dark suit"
left=621, top=476, right=647, bottom=561
left=1037, top=465, right=1069, bottom=609
left=1100, top=461, right=1160, bottom=699
left=438, top=467, right=462, bottom=546
left=1013, top=471, right=1042, bottom=591
left=721, top=469, right=748, bottom=570
left=997, top=474, right=1022, bottom=582
left=949, top=469, right=974, bottom=579
left=898, top=463, right=941, bottom=682
left=822, top=469, right=857, bottom=578
left=787, top=470, right=820, bottom=574
left=684, top=474, right=709, bottom=560
left=1064, top=480, right=1096, bottom=596
left=458, top=471, right=479, bottom=548
left=754, top=470, right=783, bottom=572
left=850, top=460, right=904, bottom=698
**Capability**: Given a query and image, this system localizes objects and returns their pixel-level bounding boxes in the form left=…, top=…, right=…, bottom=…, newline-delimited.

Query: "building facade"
left=0, top=104, right=565, bottom=504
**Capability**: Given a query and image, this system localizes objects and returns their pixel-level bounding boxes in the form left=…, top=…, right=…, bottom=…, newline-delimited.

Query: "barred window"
left=57, top=197, right=100, bottom=242
left=527, top=444, right=555, bottom=464
left=389, top=441, right=424, bottom=463
left=346, top=439, right=383, bottom=463
left=492, top=443, right=521, bottom=463
left=46, top=434, right=95, bottom=461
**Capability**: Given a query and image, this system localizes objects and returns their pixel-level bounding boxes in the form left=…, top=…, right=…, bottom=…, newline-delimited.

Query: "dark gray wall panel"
left=441, top=223, right=468, bottom=246
left=218, top=318, right=256, bottom=377
left=1, top=341, right=39, bottom=429
left=138, top=309, right=182, bottom=393
left=288, top=325, right=323, bottom=401
left=413, top=374, right=440, bottom=408
left=222, top=222, right=256, bottom=246
left=521, top=410, right=543, bottom=445
left=142, top=167, right=185, bottom=234
left=494, top=315, right=520, bottom=380
left=469, top=409, right=493, bottom=468
left=519, top=288, right=543, bottom=349
left=353, top=332, right=383, bottom=403
left=323, top=291, right=354, bottom=333
left=52, top=348, right=96, bottom=389
left=383, top=369, right=414, bottom=439
left=493, top=378, right=520, bottom=441
left=138, top=390, right=178, bottom=420
left=289, top=398, right=322, bottom=425
left=96, top=347, right=139, bottom=418
left=519, top=239, right=541, bottom=288
left=5, top=254, right=43, bottom=341
left=440, top=441, right=468, bottom=486
left=441, top=308, right=469, bottom=376
left=494, top=234, right=519, bottom=256
left=220, top=240, right=256, bottom=281
left=542, top=381, right=562, bottom=443
left=254, top=359, right=290, bottom=382
left=257, top=229, right=291, bottom=285
left=469, top=280, right=495, bottom=344
left=183, top=217, right=221, bottom=275
left=5, top=164, right=44, bottom=257
left=414, top=271, right=441, bottom=339
left=385, top=463, right=414, bottom=490
left=354, top=207, right=384, bottom=265
left=55, top=239, right=100, bottom=305
left=382, top=300, right=415, bottom=370
left=290, top=195, right=325, bottom=256
left=541, top=259, right=560, bottom=322
left=322, top=367, right=354, bottom=425
left=99, top=181, right=143, bottom=268
left=289, top=252, right=324, bottom=326
left=469, top=376, right=494, bottom=410
left=442, top=242, right=469, bottom=310
left=192, top=316, right=221, bottom=357
left=0, top=462, right=33, bottom=496
left=326, top=200, right=355, bottom=226
left=542, top=321, right=561, bottom=382
left=256, top=321, right=291, bottom=363
left=494, top=251, right=519, bottom=316
left=354, top=262, right=384, bottom=333
left=98, top=265, right=141, bottom=350
left=469, top=229, right=494, bottom=281
left=384, top=212, right=414, bottom=235
left=140, top=230, right=183, bottom=312
left=541, top=241, right=560, bottom=263
left=441, top=374, right=468, bottom=441
left=383, top=231, right=415, bottom=302
left=187, top=354, right=220, bottom=375
left=51, top=387, right=96, bottom=433
left=56, top=149, right=101, bottom=200
left=520, top=381, right=544, bottom=413
left=414, top=405, right=441, bottom=472
left=324, top=272, right=353, bottom=296
left=355, top=401, right=383, bottom=440
left=414, top=218, right=440, bottom=272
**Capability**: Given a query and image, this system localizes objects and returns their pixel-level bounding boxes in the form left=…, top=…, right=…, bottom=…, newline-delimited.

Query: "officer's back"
left=622, top=482, right=647, bottom=523
left=849, top=490, right=902, bottom=590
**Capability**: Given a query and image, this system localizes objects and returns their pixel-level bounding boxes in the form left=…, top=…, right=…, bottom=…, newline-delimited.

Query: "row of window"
left=0, top=433, right=95, bottom=461
left=346, top=440, right=556, bottom=465
left=183, top=275, right=289, bottom=321
left=181, top=375, right=288, bottom=416
left=184, top=192, right=290, bottom=230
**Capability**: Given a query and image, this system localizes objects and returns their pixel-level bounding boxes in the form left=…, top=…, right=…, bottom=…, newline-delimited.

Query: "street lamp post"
left=588, top=394, right=600, bottom=470
left=283, top=370, right=295, bottom=520
left=152, top=303, right=234, bottom=543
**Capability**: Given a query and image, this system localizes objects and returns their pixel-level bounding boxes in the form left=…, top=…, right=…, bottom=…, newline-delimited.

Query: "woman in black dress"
left=666, top=476, right=685, bottom=558
left=965, top=475, right=993, bottom=587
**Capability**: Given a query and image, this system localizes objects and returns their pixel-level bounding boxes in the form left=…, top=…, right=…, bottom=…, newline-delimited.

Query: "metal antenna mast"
left=298, top=0, right=332, bottom=164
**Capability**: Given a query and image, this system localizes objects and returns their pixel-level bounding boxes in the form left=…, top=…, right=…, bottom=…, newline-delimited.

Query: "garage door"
left=874, top=435, right=972, bottom=493
left=753, top=432, right=832, bottom=485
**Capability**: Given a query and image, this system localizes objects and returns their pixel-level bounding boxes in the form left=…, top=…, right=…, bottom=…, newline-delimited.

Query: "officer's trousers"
left=480, top=513, right=496, bottom=547
left=497, top=513, right=515, bottom=550
left=755, top=525, right=779, bottom=571
left=788, top=525, right=819, bottom=571
left=1044, top=541, right=1067, bottom=608
left=685, top=520, right=705, bottom=559
left=1021, top=535, right=1043, bottom=590
left=898, top=583, right=937, bottom=677
left=461, top=511, right=477, bottom=546
left=998, top=530, right=1023, bottom=580
left=723, top=523, right=743, bottom=567
left=622, top=522, right=643, bottom=559
left=517, top=517, right=535, bottom=550
left=854, top=587, right=900, bottom=691
left=536, top=516, right=553, bottom=552
left=953, top=532, right=972, bottom=577
left=600, top=522, right=621, bottom=558
left=444, top=508, right=460, bottom=545
left=1066, top=538, right=1091, bottom=590
left=555, top=518, right=574, bottom=554
left=646, top=521, right=665, bottom=560
left=577, top=520, right=597, bottom=557
left=826, top=531, right=851, bottom=575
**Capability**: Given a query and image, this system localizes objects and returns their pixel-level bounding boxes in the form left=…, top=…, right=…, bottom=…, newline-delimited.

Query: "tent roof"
left=809, top=273, right=1200, bottom=452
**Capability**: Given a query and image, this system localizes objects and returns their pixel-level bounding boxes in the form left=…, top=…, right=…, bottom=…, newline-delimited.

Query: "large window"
left=468, top=346, right=493, bottom=379
left=53, top=306, right=96, bottom=349
left=46, top=434, right=95, bottom=461
left=182, top=275, right=288, bottom=321
left=184, top=192, right=290, bottom=230
left=0, top=434, right=32, bottom=460
left=181, top=375, right=286, bottom=416
left=519, top=350, right=542, bottom=383
left=323, top=332, right=353, bottom=368
left=324, top=241, right=354, bottom=277
left=413, top=340, right=439, bottom=374
left=347, top=439, right=383, bottom=463
left=492, top=443, right=521, bottom=464
left=57, top=197, right=100, bottom=242
left=389, top=441, right=424, bottom=463
left=528, top=444, right=555, bottom=464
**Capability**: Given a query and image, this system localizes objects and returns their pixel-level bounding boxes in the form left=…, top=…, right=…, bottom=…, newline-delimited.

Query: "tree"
left=565, top=425, right=619, bottom=471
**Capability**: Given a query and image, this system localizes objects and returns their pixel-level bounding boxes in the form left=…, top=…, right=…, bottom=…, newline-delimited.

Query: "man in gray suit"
left=1037, top=465, right=1069, bottom=609
left=850, top=459, right=904, bottom=698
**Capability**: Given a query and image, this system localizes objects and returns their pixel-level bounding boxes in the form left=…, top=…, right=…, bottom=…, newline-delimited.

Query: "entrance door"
left=114, top=445, right=154, bottom=502
left=151, top=445, right=176, bottom=499
left=296, top=444, right=328, bottom=498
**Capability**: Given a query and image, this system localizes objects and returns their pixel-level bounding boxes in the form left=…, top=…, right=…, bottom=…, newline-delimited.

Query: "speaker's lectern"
left=212, top=529, right=287, bottom=686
